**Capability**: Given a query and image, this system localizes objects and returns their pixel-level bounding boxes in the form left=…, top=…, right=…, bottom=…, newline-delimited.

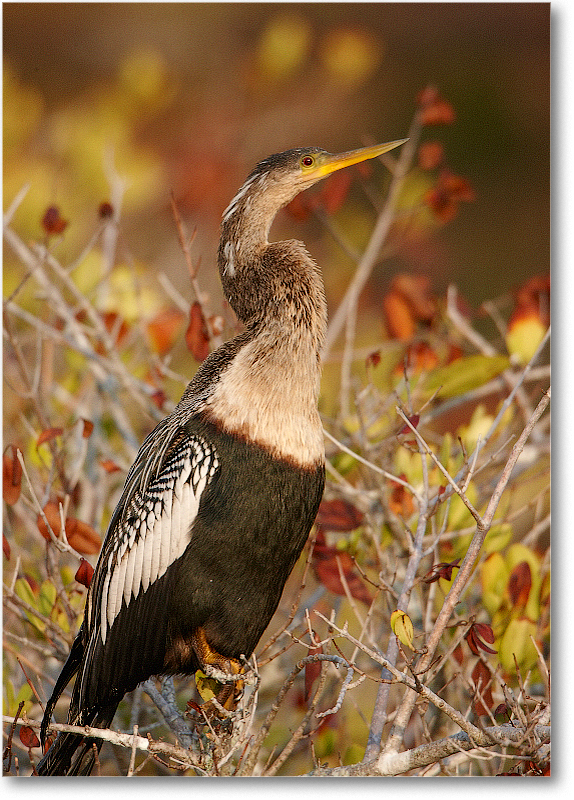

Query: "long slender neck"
left=207, top=178, right=328, bottom=467
left=217, top=179, right=327, bottom=349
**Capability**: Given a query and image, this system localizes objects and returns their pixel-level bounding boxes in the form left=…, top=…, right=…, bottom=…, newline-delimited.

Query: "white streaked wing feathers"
left=99, top=435, right=218, bottom=643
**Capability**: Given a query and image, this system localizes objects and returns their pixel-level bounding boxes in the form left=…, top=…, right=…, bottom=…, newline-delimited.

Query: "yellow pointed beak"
left=311, top=139, right=408, bottom=180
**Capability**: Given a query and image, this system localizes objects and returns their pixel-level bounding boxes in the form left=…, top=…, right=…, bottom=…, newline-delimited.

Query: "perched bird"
left=37, top=139, right=406, bottom=775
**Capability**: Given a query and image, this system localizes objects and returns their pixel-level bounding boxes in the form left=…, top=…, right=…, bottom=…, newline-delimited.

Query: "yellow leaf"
left=498, top=618, right=539, bottom=673
left=194, top=670, right=217, bottom=703
left=423, top=355, right=510, bottom=399
left=390, top=610, right=414, bottom=649
left=480, top=552, right=509, bottom=617
left=506, top=316, right=547, bottom=365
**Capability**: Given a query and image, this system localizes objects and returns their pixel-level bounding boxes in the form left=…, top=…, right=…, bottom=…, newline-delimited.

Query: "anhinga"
left=37, top=138, right=406, bottom=775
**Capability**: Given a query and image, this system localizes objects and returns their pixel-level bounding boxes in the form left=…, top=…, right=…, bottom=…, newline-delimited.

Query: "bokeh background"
left=4, top=2, right=550, bottom=315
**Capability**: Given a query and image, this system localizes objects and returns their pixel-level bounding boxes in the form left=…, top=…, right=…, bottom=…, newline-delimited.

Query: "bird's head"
left=218, top=139, right=407, bottom=322
left=228, top=140, right=408, bottom=217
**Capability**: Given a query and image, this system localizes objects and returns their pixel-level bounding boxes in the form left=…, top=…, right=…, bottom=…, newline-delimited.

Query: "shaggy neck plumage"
left=208, top=170, right=328, bottom=466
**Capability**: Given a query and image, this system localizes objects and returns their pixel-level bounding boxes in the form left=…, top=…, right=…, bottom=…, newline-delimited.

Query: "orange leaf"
left=391, top=274, right=436, bottom=321
left=37, top=501, right=63, bottom=542
left=37, top=427, right=63, bottom=447
left=185, top=302, right=210, bottom=362
left=418, top=141, right=444, bottom=170
left=37, top=502, right=101, bottom=554
left=81, top=419, right=94, bottom=439
left=100, top=459, right=122, bottom=473
left=383, top=291, right=416, bottom=341
left=147, top=308, right=185, bottom=356
left=388, top=482, right=415, bottom=517
left=3, top=445, right=22, bottom=505
left=66, top=519, right=101, bottom=555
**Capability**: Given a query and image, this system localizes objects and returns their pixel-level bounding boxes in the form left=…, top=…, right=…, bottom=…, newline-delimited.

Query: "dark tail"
left=35, top=703, right=119, bottom=776
left=35, top=629, right=117, bottom=776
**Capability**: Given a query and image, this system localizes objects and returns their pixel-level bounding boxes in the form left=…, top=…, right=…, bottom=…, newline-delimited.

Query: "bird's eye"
left=301, top=155, right=315, bottom=168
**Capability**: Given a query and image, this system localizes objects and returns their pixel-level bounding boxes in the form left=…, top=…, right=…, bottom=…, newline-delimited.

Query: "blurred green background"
left=3, top=2, right=550, bottom=311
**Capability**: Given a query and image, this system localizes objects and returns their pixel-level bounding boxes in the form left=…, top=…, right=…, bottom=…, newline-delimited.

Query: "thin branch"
left=324, top=115, right=421, bottom=358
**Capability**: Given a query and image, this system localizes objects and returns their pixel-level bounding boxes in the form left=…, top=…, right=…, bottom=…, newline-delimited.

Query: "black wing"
left=41, top=420, right=219, bottom=741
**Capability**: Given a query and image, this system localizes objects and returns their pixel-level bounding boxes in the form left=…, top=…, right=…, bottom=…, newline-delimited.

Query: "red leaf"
left=3, top=445, right=22, bottom=505
left=471, top=660, right=493, bottom=715
left=98, top=201, right=114, bottom=220
left=465, top=622, right=497, bottom=656
left=3, top=533, right=11, bottom=560
left=75, top=558, right=94, bottom=588
left=316, top=499, right=364, bottom=532
left=41, top=205, right=68, bottom=235
left=312, top=533, right=372, bottom=606
left=185, top=302, right=210, bottom=362
left=37, top=427, right=63, bottom=447
left=318, top=169, right=352, bottom=215
left=398, top=414, right=420, bottom=436
left=422, top=558, right=461, bottom=584
left=366, top=350, right=381, bottom=369
left=19, top=725, right=40, bottom=748
left=507, top=561, right=532, bottom=608
left=151, top=389, right=168, bottom=410
left=100, top=311, right=129, bottom=349
left=425, top=170, right=475, bottom=223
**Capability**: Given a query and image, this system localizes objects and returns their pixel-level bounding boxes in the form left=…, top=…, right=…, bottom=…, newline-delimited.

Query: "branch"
left=323, top=116, right=421, bottom=359
left=3, top=715, right=202, bottom=772
left=309, top=723, right=550, bottom=776
left=381, top=387, right=550, bottom=756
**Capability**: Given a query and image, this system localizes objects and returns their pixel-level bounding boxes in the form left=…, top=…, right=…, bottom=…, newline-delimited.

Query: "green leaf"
left=38, top=580, right=57, bottom=617
left=423, top=355, right=510, bottom=399
left=14, top=577, right=45, bottom=632
left=483, top=523, right=513, bottom=555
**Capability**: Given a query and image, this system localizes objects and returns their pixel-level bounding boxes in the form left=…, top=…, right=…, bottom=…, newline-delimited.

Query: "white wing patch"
left=99, top=435, right=218, bottom=645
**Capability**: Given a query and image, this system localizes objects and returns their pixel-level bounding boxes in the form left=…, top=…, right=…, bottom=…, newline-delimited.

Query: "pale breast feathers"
left=94, top=434, right=219, bottom=645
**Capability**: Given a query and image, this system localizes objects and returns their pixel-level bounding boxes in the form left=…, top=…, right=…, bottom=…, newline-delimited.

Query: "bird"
left=36, top=138, right=406, bottom=775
